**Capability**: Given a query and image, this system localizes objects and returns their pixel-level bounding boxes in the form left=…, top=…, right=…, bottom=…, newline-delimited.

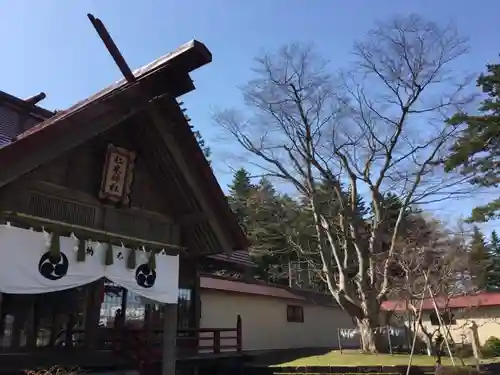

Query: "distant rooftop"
left=382, top=292, right=500, bottom=311
left=208, top=249, right=255, bottom=268
left=0, top=90, right=54, bottom=148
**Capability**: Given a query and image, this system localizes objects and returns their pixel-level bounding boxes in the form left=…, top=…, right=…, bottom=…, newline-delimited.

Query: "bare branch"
left=214, top=15, right=473, bottom=353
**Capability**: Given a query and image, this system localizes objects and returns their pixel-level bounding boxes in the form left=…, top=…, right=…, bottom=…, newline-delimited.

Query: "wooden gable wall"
left=0, top=118, right=181, bottom=247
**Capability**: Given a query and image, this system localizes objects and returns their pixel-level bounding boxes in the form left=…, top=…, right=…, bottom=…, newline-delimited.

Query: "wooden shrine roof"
left=0, top=90, right=54, bottom=121
left=0, top=40, right=247, bottom=255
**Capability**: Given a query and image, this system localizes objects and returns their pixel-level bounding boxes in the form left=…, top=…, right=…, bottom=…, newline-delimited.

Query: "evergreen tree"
left=247, top=178, right=296, bottom=281
left=228, top=168, right=254, bottom=198
left=370, top=193, right=414, bottom=249
left=487, top=230, right=500, bottom=289
left=377, top=192, right=413, bottom=226
left=227, top=172, right=297, bottom=282
left=444, top=61, right=500, bottom=222
left=490, top=230, right=500, bottom=256
left=314, top=180, right=369, bottom=232
left=227, top=168, right=255, bottom=230
left=347, top=185, right=370, bottom=218
left=469, top=226, right=491, bottom=290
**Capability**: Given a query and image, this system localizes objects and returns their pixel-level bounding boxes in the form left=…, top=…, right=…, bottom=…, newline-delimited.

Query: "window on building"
left=429, top=310, right=456, bottom=326
left=287, top=305, right=304, bottom=323
left=177, top=288, right=193, bottom=329
left=99, top=282, right=195, bottom=328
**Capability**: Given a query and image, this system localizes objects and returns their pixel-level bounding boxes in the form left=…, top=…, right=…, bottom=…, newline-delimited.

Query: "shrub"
left=482, top=336, right=500, bottom=358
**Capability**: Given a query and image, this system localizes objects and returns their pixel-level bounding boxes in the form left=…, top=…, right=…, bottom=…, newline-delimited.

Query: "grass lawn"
left=274, top=350, right=500, bottom=367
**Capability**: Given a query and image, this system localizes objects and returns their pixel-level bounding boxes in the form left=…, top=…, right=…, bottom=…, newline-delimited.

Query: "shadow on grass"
left=246, top=347, right=343, bottom=366
left=245, top=349, right=500, bottom=375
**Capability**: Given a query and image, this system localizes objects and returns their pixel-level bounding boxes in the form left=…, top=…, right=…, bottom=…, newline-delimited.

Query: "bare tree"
left=390, top=217, right=471, bottom=355
left=214, top=14, right=474, bottom=352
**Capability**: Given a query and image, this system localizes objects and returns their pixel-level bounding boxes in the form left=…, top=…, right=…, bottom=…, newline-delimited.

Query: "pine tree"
left=490, top=231, right=500, bottom=256
left=369, top=193, right=413, bottom=248
left=313, top=180, right=368, bottom=227
left=227, top=168, right=255, bottom=230
left=489, top=231, right=500, bottom=259
left=227, top=172, right=297, bottom=282
left=247, top=178, right=294, bottom=281
left=378, top=193, right=412, bottom=225
left=228, top=168, right=254, bottom=198
left=487, top=230, right=500, bottom=289
left=469, top=226, right=491, bottom=290
left=346, top=185, right=369, bottom=218
left=444, top=61, right=500, bottom=222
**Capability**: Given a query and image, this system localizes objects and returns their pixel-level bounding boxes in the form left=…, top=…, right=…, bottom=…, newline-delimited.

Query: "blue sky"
left=1, top=0, right=499, bottom=231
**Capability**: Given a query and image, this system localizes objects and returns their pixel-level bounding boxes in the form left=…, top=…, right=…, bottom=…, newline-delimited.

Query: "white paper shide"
left=0, top=224, right=179, bottom=304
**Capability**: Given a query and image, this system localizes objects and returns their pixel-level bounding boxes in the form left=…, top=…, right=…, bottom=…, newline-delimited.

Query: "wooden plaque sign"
left=99, top=144, right=136, bottom=205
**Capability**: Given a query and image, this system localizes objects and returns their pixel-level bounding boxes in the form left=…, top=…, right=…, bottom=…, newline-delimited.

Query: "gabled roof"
left=15, top=41, right=206, bottom=143
left=200, top=274, right=336, bottom=307
left=0, top=90, right=54, bottom=121
left=208, top=250, right=256, bottom=268
left=0, top=90, right=54, bottom=148
left=382, top=292, right=500, bottom=312
left=0, top=40, right=247, bottom=253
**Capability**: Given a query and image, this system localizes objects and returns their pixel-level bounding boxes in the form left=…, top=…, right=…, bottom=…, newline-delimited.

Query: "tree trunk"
left=355, top=317, right=385, bottom=353
left=417, top=319, right=434, bottom=356
left=421, top=332, right=433, bottom=356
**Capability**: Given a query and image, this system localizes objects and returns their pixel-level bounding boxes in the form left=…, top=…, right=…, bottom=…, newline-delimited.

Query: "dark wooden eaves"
left=0, top=40, right=247, bottom=254
left=0, top=90, right=54, bottom=120
left=0, top=40, right=210, bottom=188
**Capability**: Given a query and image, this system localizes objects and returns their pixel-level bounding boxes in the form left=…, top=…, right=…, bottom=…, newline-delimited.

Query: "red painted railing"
left=115, top=315, right=242, bottom=373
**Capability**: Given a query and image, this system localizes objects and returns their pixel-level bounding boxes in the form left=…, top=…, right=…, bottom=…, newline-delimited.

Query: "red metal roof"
left=381, top=292, right=500, bottom=311
left=201, top=277, right=500, bottom=311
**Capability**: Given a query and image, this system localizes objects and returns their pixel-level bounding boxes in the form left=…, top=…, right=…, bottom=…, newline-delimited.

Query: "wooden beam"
left=147, top=105, right=234, bottom=255
left=2, top=211, right=185, bottom=255
left=87, top=14, right=136, bottom=83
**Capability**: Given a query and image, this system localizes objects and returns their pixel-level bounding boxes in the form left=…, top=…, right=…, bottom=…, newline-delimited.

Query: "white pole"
left=424, top=273, right=456, bottom=366
left=406, top=276, right=428, bottom=375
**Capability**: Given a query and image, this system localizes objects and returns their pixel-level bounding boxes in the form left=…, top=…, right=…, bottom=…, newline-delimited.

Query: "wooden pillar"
left=0, top=293, right=4, bottom=342
left=49, top=313, right=58, bottom=347
left=193, top=261, right=201, bottom=329
left=65, top=313, right=76, bottom=347
left=162, top=303, right=177, bottom=375
left=121, top=287, right=128, bottom=321
left=85, top=279, right=103, bottom=349
left=191, top=261, right=201, bottom=356
left=236, top=314, right=242, bottom=352
left=11, top=312, right=23, bottom=349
